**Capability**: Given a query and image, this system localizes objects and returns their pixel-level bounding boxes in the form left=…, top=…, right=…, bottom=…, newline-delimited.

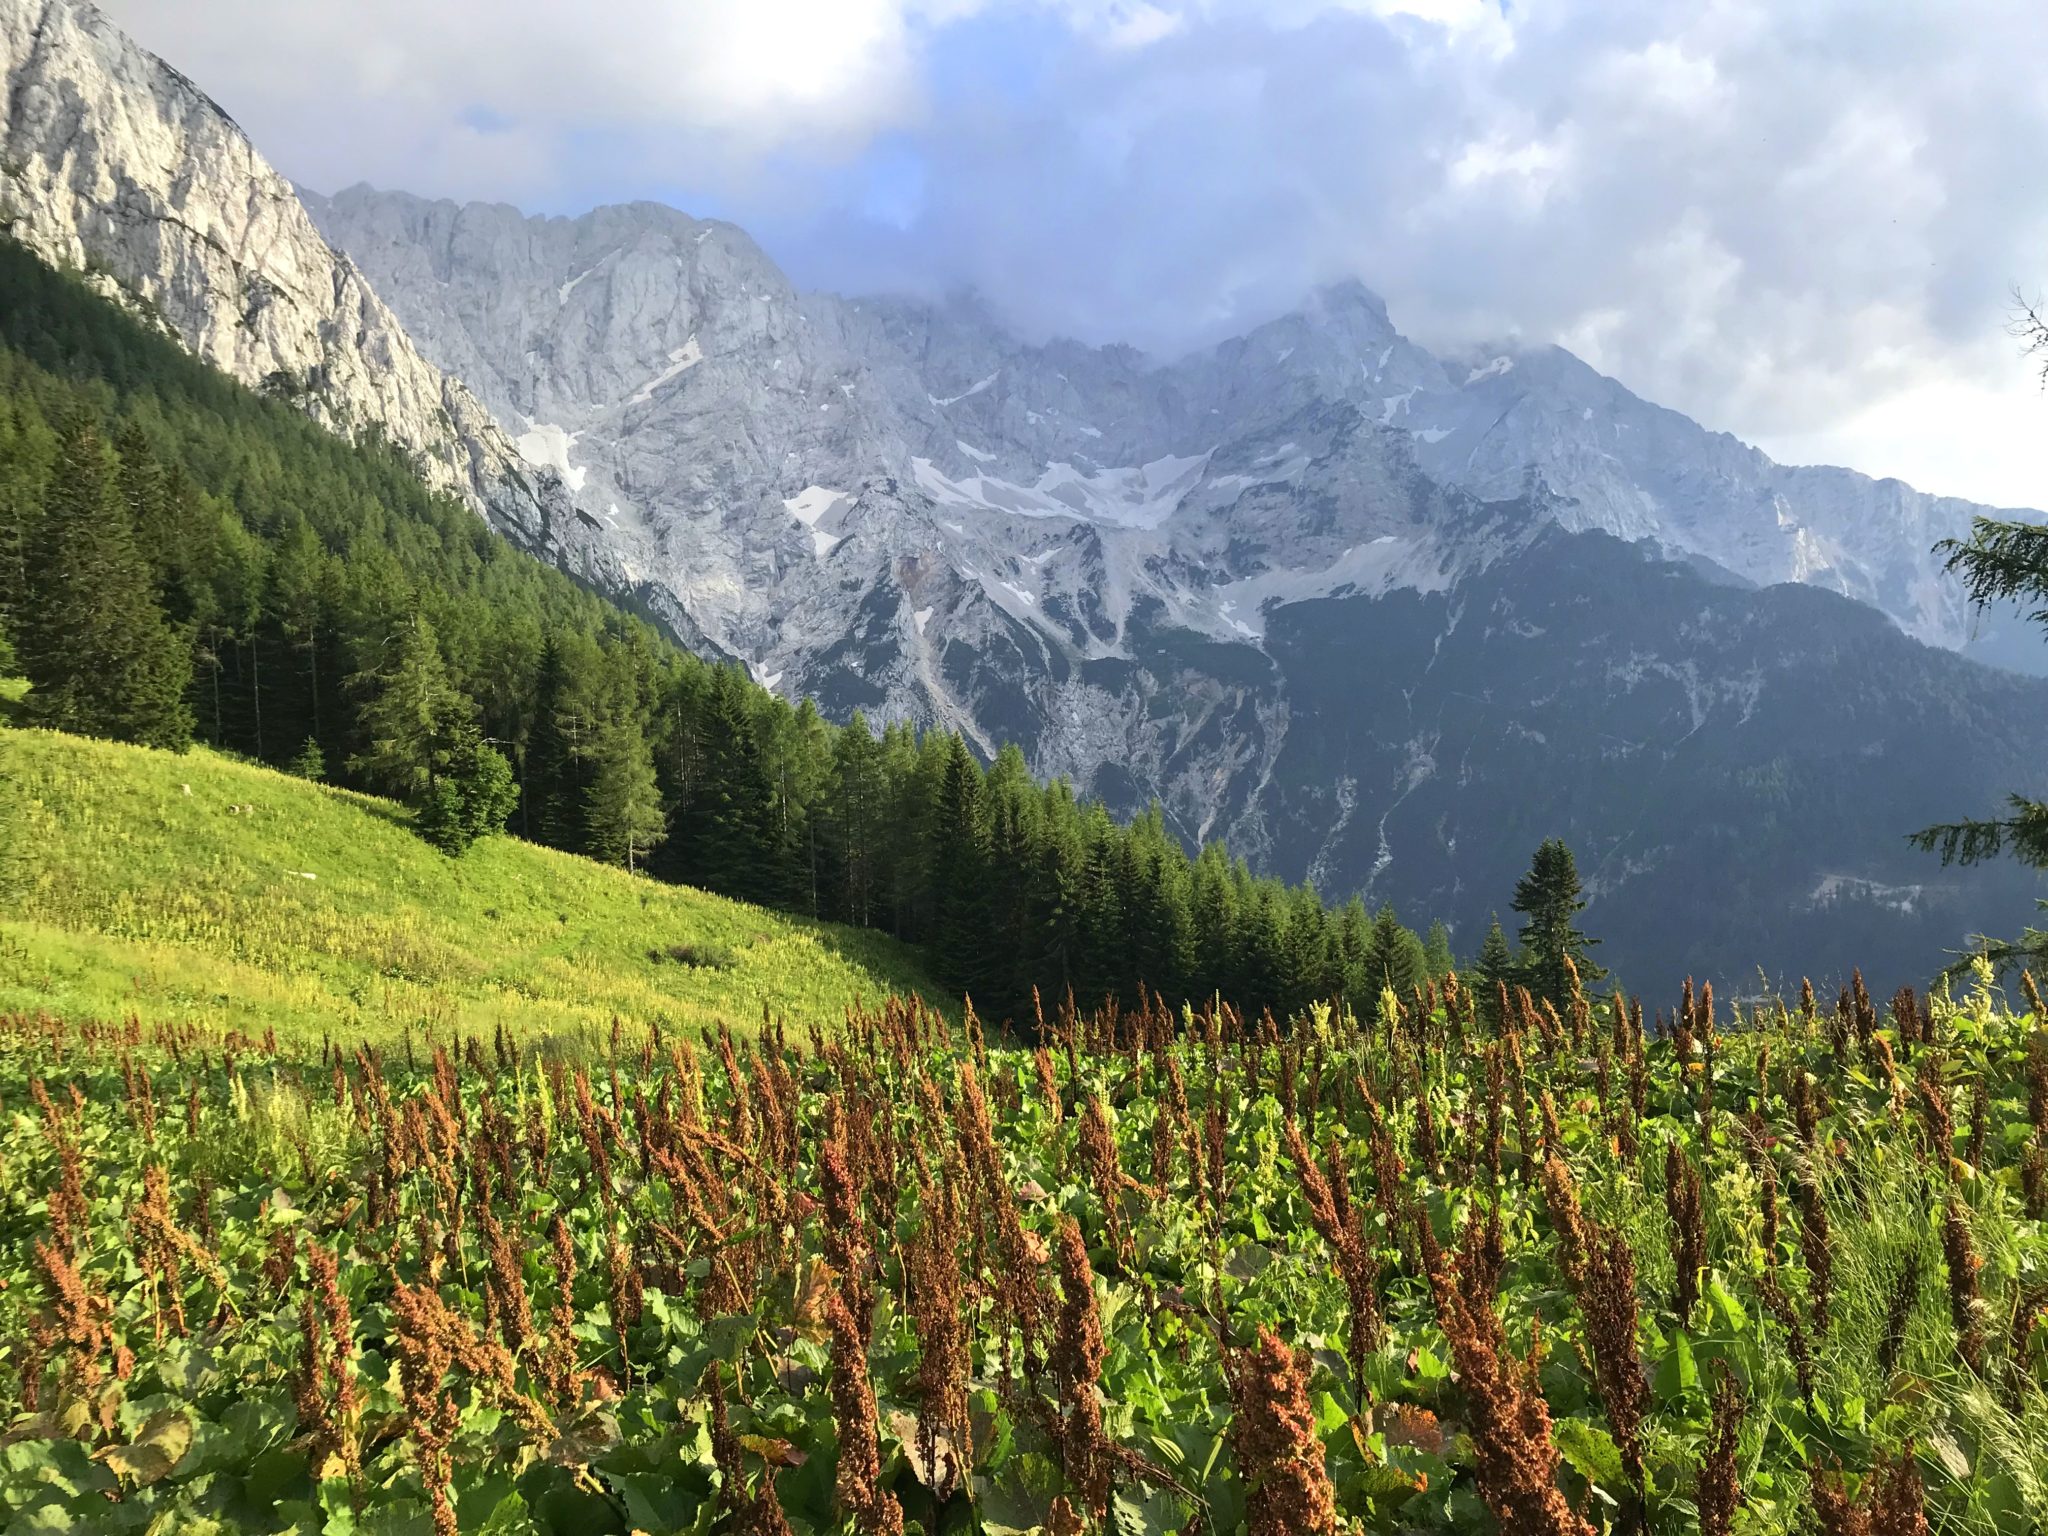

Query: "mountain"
left=7, top=1, right=2043, bottom=986
left=0, top=0, right=718, bottom=646
left=301, top=188, right=2048, bottom=983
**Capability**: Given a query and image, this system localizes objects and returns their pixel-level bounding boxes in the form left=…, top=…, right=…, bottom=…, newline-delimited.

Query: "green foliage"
left=13, top=415, right=191, bottom=749
left=416, top=723, right=519, bottom=856
left=0, top=965, right=2042, bottom=1534
left=285, top=735, right=325, bottom=781
left=1912, top=513, right=2048, bottom=967
left=582, top=718, right=665, bottom=871
left=349, top=607, right=466, bottom=801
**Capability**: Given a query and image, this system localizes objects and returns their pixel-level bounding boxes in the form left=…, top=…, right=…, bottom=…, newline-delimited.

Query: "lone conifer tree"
left=19, top=417, right=192, bottom=750
left=1510, top=838, right=1605, bottom=1006
left=1475, top=913, right=1516, bottom=1017
left=417, top=722, right=519, bottom=856
left=1908, top=480, right=2048, bottom=967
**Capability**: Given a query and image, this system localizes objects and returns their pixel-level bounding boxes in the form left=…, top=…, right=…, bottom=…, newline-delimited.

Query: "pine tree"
left=827, top=712, right=886, bottom=926
left=18, top=416, right=192, bottom=749
left=1510, top=838, right=1605, bottom=1006
left=584, top=718, right=667, bottom=872
left=1907, top=510, right=2048, bottom=971
left=0, top=475, right=30, bottom=671
left=1474, top=913, right=1516, bottom=1023
left=1279, top=884, right=1332, bottom=1019
left=666, top=666, right=776, bottom=903
left=288, top=736, right=326, bottom=781
left=1423, top=919, right=1456, bottom=981
left=931, top=735, right=992, bottom=996
left=1912, top=514, right=2048, bottom=869
left=351, top=609, right=465, bottom=800
left=522, top=634, right=584, bottom=850
left=1368, top=903, right=1426, bottom=999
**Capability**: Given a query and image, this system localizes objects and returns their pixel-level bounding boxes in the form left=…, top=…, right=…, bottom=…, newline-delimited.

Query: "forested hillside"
left=0, top=240, right=1456, bottom=1024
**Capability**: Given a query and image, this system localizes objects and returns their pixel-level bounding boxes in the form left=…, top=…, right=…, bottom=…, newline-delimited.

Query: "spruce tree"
left=667, top=666, right=775, bottom=903
left=1510, top=838, right=1605, bottom=1006
left=1334, top=896, right=1373, bottom=1008
left=0, top=477, right=28, bottom=671
left=1912, top=515, right=2048, bottom=868
left=522, top=634, right=583, bottom=849
left=1474, top=913, right=1516, bottom=1024
left=1907, top=511, right=2048, bottom=970
left=351, top=609, right=465, bottom=800
left=1368, top=903, right=1426, bottom=999
left=931, top=735, right=992, bottom=996
left=1423, top=919, right=1456, bottom=981
left=18, top=416, right=192, bottom=750
left=1279, top=884, right=1332, bottom=1018
left=584, top=718, right=667, bottom=872
left=827, top=712, right=886, bottom=926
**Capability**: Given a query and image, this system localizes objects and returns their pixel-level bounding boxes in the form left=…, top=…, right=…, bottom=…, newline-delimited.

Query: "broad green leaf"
left=93, top=1405, right=193, bottom=1486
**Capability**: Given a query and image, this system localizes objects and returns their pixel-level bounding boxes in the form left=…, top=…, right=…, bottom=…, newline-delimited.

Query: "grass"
left=0, top=722, right=947, bottom=1043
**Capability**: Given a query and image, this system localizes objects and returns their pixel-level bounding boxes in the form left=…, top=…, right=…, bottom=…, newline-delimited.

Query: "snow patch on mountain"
left=625, top=337, right=702, bottom=405
left=515, top=423, right=587, bottom=493
left=910, top=451, right=1212, bottom=530
left=930, top=371, right=998, bottom=407
left=783, top=485, right=849, bottom=559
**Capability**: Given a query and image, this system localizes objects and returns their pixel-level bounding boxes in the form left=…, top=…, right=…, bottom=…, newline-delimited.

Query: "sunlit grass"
left=0, top=724, right=946, bottom=1041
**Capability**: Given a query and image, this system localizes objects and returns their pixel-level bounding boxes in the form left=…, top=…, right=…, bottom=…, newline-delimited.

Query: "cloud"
left=98, top=0, right=2048, bottom=508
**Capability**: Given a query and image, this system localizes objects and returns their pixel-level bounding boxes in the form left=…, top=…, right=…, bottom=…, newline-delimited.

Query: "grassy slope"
left=0, top=721, right=945, bottom=1042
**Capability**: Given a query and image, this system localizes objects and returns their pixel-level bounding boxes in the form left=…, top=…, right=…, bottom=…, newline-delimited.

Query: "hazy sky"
left=104, top=0, right=2048, bottom=510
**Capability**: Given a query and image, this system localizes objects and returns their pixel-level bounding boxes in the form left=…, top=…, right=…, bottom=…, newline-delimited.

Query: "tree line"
left=0, top=238, right=1601, bottom=1024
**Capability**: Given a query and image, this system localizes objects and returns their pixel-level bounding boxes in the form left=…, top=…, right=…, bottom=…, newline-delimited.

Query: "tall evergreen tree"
left=1907, top=509, right=2048, bottom=970
left=583, top=718, right=666, bottom=872
left=1423, top=919, right=1456, bottom=981
left=1912, top=514, right=2048, bottom=871
left=1367, top=903, right=1426, bottom=999
left=1474, top=913, right=1516, bottom=1024
left=350, top=608, right=465, bottom=799
left=930, top=735, right=993, bottom=996
left=1510, top=838, right=1606, bottom=1006
left=826, top=712, right=887, bottom=927
left=522, top=634, right=585, bottom=850
left=416, top=721, right=519, bottom=856
left=18, top=417, right=191, bottom=749
left=664, top=666, right=776, bottom=904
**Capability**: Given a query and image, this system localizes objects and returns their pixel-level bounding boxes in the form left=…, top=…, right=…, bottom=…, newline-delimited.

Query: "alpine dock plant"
left=0, top=968, right=2043, bottom=1533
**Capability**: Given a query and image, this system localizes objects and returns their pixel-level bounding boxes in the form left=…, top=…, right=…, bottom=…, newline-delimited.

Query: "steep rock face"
left=1394, top=341, right=2027, bottom=666
left=306, top=187, right=2048, bottom=983
left=0, top=0, right=649, bottom=609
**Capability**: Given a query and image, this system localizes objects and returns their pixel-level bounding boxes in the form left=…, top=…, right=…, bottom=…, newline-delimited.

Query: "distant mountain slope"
left=309, top=187, right=2048, bottom=984
left=0, top=725, right=943, bottom=1040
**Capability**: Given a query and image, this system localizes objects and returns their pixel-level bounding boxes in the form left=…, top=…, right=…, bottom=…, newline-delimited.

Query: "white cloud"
left=99, top=0, right=965, bottom=197
left=95, top=0, right=2048, bottom=508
